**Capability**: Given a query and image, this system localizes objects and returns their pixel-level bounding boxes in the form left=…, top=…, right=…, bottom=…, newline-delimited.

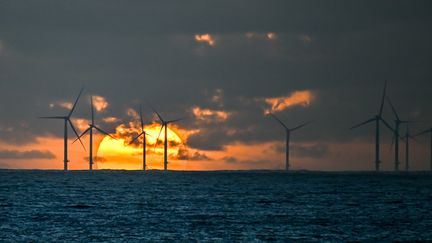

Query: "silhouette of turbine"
left=129, top=105, right=152, bottom=171
left=39, top=87, right=85, bottom=171
left=269, top=113, right=312, bottom=171
left=151, top=106, right=183, bottom=171
left=401, top=125, right=415, bottom=171
left=414, top=127, right=432, bottom=171
left=386, top=96, right=416, bottom=171
left=350, top=81, right=393, bottom=172
left=75, top=96, right=115, bottom=171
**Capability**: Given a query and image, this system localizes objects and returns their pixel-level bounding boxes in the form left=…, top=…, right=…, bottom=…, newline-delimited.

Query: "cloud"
left=92, top=95, right=108, bottom=112
left=194, top=34, right=215, bottom=46
left=273, top=143, right=329, bottom=158
left=266, top=32, right=277, bottom=40
left=245, top=32, right=278, bottom=41
left=176, top=147, right=212, bottom=161
left=72, top=118, right=90, bottom=132
left=84, top=156, right=107, bottom=163
left=262, top=90, right=315, bottom=114
left=49, top=101, right=73, bottom=110
left=103, top=116, right=119, bottom=123
left=299, top=34, right=312, bottom=44
left=211, top=89, right=224, bottom=106
left=222, top=156, right=265, bottom=165
left=192, top=107, right=230, bottom=123
left=0, top=149, right=56, bottom=160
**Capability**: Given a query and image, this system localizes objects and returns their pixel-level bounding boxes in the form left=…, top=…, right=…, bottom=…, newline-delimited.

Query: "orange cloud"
left=194, top=34, right=215, bottom=46
left=192, top=107, right=230, bottom=123
left=266, top=32, right=277, bottom=40
left=72, top=118, right=90, bottom=132
left=103, top=116, right=119, bottom=123
left=245, top=32, right=278, bottom=41
left=49, top=101, right=73, bottom=110
left=93, top=95, right=108, bottom=112
left=263, top=90, right=314, bottom=114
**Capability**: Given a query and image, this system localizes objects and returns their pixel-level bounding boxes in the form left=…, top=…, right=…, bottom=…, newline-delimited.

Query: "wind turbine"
left=402, top=125, right=415, bottom=171
left=39, top=87, right=85, bottom=171
left=75, top=96, right=115, bottom=171
left=151, top=106, right=183, bottom=171
left=129, top=105, right=152, bottom=171
left=350, top=81, right=394, bottom=171
left=269, top=113, right=312, bottom=171
left=386, top=96, right=416, bottom=171
left=414, top=127, right=432, bottom=171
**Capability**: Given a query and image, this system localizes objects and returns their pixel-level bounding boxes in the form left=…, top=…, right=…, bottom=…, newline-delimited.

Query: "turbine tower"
left=414, top=127, right=432, bottom=171
left=350, top=81, right=393, bottom=171
left=151, top=106, right=182, bottom=171
left=130, top=105, right=152, bottom=171
left=269, top=113, right=312, bottom=171
left=75, top=96, right=115, bottom=170
left=386, top=96, right=415, bottom=171
left=402, top=125, right=415, bottom=171
left=39, top=87, right=85, bottom=171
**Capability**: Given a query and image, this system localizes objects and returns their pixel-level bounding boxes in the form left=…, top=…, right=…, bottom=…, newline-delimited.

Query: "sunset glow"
left=264, top=90, right=314, bottom=114
left=194, top=34, right=215, bottom=46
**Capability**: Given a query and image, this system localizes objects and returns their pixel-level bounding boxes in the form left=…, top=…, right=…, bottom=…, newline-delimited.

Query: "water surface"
left=1, top=170, right=431, bottom=241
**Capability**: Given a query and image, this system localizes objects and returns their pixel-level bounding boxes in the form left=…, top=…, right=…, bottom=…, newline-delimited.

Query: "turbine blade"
left=144, top=131, right=154, bottom=138
left=166, top=117, right=184, bottom=124
left=94, top=126, right=116, bottom=140
left=129, top=132, right=144, bottom=145
left=68, top=87, right=84, bottom=118
left=350, top=117, right=375, bottom=130
left=389, top=134, right=395, bottom=151
left=139, top=104, right=144, bottom=132
left=379, top=80, right=387, bottom=116
left=379, top=117, right=394, bottom=132
left=38, top=116, right=67, bottom=119
left=386, top=96, right=400, bottom=121
left=149, top=104, right=164, bottom=123
left=68, top=119, right=86, bottom=151
left=73, top=127, right=90, bottom=144
left=154, top=124, right=164, bottom=151
left=91, top=96, right=95, bottom=125
left=291, top=120, right=313, bottom=132
left=413, top=129, right=431, bottom=137
left=268, top=113, right=288, bottom=129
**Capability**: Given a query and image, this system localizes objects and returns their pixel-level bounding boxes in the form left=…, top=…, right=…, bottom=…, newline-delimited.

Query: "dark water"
left=0, top=170, right=431, bottom=242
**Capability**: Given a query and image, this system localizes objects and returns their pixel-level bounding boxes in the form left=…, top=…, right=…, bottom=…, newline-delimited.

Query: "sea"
left=1, top=170, right=431, bottom=242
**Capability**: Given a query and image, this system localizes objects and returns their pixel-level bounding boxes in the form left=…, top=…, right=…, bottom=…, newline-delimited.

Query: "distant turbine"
left=269, top=113, right=312, bottom=171
left=39, top=87, right=85, bottom=171
left=386, top=96, right=416, bottom=171
left=75, top=96, right=115, bottom=171
left=350, top=81, right=393, bottom=171
left=414, top=127, right=432, bottom=171
left=129, top=105, right=152, bottom=171
left=151, top=106, right=183, bottom=171
left=402, top=125, right=415, bottom=171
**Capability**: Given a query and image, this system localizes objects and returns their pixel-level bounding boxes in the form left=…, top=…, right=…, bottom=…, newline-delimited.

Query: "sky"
left=0, top=1, right=431, bottom=171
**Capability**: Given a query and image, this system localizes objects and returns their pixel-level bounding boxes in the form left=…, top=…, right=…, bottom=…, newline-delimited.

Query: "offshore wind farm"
left=1, top=1, right=432, bottom=241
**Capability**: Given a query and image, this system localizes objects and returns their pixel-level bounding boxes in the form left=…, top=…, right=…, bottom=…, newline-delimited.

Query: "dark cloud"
left=222, top=156, right=266, bottom=166
left=177, top=147, right=212, bottom=161
left=0, top=149, right=56, bottom=160
left=0, top=1, right=431, bottom=169
left=291, top=144, right=329, bottom=159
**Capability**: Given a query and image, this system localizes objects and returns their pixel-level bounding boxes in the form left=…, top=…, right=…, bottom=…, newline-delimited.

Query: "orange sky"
left=1, top=131, right=429, bottom=171
left=0, top=91, right=430, bottom=171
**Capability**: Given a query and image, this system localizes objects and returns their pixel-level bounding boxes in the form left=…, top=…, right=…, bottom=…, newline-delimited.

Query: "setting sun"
left=97, top=124, right=183, bottom=170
